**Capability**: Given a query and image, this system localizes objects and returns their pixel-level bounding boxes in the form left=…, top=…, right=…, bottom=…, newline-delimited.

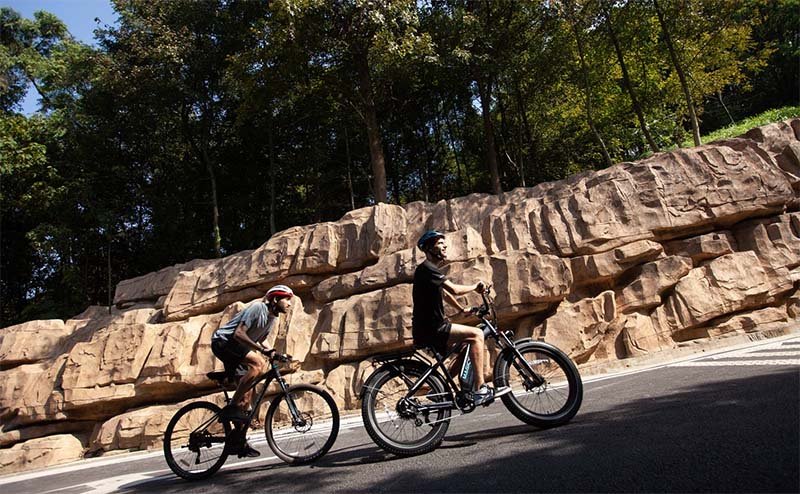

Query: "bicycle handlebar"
left=467, top=285, right=495, bottom=319
left=272, top=353, right=293, bottom=363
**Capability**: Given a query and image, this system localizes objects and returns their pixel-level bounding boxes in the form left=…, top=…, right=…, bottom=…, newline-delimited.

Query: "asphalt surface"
left=2, top=335, right=798, bottom=493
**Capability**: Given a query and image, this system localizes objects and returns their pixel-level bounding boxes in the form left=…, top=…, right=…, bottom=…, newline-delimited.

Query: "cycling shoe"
left=237, top=441, right=261, bottom=458
left=473, top=384, right=495, bottom=406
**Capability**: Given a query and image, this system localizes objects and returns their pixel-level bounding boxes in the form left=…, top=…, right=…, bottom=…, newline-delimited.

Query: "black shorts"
left=211, top=339, right=249, bottom=379
left=412, top=321, right=452, bottom=354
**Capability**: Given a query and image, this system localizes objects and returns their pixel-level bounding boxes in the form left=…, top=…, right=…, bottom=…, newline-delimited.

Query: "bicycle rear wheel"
left=163, top=401, right=230, bottom=480
left=265, top=384, right=339, bottom=464
left=361, top=360, right=451, bottom=456
left=494, top=341, right=583, bottom=427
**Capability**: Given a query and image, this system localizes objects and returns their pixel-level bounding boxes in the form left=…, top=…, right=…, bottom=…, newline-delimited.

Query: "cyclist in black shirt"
left=412, top=230, right=510, bottom=406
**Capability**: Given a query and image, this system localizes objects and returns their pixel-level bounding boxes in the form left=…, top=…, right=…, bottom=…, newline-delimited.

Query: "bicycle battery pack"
left=459, top=344, right=476, bottom=391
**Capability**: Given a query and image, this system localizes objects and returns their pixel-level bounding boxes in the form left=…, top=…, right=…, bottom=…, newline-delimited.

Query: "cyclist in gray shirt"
left=211, top=284, right=294, bottom=426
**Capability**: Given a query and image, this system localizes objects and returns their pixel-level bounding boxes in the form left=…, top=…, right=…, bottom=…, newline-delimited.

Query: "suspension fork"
left=485, top=320, right=545, bottom=387
left=271, top=363, right=307, bottom=425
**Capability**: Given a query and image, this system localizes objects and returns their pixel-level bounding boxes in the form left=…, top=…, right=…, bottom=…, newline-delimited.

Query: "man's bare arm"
left=443, top=279, right=484, bottom=296
left=443, top=289, right=466, bottom=312
left=232, top=323, right=271, bottom=354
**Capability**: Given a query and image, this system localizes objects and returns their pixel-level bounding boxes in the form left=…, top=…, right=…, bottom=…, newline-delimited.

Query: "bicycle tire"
left=265, top=384, right=340, bottom=464
left=494, top=341, right=583, bottom=427
left=361, top=360, right=451, bottom=456
left=163, top=401, right=231, bottom=480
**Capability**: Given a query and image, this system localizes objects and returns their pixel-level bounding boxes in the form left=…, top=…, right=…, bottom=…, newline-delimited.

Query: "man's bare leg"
left=447, top=323, right=485, bottom=389
left=231, top=351, right=265, bottom=409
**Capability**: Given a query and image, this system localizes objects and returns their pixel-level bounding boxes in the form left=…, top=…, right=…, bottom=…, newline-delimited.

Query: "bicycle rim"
left=265, top=384, right=339, bottom=464
left=163, top=401, right=230, bottom=480
left=362, top=364, right=450, bottom=455
left=496, top=342, right=582, bottom=426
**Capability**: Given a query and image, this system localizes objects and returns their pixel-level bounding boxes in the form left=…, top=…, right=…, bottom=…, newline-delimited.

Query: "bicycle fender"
left=498, top=339, right=565, bottom=361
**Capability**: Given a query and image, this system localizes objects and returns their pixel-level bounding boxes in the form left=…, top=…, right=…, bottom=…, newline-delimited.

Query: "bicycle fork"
left=274, top=365, right=307, bottom=427
left=491, top=326, right=546, bottom=390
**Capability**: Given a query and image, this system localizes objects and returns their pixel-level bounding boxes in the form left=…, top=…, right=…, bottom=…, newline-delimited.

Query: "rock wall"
left=1, top=119, right=799, bottom=473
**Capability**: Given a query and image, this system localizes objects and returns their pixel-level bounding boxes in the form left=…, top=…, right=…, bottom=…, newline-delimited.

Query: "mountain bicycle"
left=360, top=287, right=583, bottom=456
left=163, top=352, right=339, bottom=480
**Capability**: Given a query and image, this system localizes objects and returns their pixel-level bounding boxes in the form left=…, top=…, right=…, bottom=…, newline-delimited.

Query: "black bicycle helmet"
left=417, top=230, right=445, bottom=251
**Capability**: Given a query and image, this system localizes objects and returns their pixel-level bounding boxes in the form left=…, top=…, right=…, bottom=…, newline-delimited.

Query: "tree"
left=559, top=0, right=613, bottom=166
left=603, top=1, right=660, bottom=153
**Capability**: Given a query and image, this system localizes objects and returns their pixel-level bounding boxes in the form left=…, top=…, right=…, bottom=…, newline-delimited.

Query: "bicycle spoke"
left=266, top=386, right=339, bottom=464
left=164, top=402, right=230, bottom=480
left=495, top=342, right=583, bottom=427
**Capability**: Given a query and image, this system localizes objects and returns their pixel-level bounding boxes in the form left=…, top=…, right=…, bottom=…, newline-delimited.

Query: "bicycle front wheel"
left=163, top=401, right=230, bottom=480
left=361, top=360, right=451, bottom=456
left=265, top=384, right=339, bottom=464
left=494, top=341, right=583, bottom=427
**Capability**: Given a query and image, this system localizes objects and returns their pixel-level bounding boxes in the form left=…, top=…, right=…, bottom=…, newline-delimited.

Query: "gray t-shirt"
left=212, top=302, right=276, bottom=345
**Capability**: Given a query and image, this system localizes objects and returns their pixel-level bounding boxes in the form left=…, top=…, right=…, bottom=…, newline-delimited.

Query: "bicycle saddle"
left=206, top=371, right=229, bottom=382
left=206, top=371, right=237, bottom=389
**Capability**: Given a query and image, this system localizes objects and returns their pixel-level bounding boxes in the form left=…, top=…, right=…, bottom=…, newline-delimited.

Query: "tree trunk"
left=355, top=49, right=388, bottom=203
left=107, top=238, right=112, bottom=314
left=182, top=105, right=222, bottom=257
left=567, top=1, right=613, bottom=166
left=652, top=0, right=701, bottom=146
left=476, top=75, right=503, bottom=195
left=498, top=96, right=525, bottom=187
left=513, top=80, right=541, bottom=183
left=606, top=7, right=660, bottom=154
left=267, top=111, right=277, bottom=235
left=343, top=126, right=356, bottom=211
left=443, top=108, right=466, bottom=192
left=200, top=144, right=222, bottom=257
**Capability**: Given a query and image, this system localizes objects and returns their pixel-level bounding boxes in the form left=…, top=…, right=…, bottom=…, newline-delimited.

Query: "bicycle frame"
left=392, top=292, right=545, bottom=415
left=222, top=359, right=306, bottom=433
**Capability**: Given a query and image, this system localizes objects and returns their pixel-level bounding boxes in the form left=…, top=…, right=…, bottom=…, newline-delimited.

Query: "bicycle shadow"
left=439, top=422, right=538, bottom=448
left=309, top=442, right=398, bottom=467
left=311, top=422, right=537, bottom=466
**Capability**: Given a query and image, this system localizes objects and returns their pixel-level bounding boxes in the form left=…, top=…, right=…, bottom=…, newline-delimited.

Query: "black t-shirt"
left=412, top=260, right=448, bottom=335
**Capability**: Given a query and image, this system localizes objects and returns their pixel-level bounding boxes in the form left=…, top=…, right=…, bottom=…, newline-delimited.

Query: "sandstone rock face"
left=570, top=240, right=663, bottom=287
left=0, top=356, right=68, bottom=428
left=89, top=394, right=227, bottom=454
left=0, top=434, right=86, bottom=473
left=651, top=251, right=794, bottom=339
left=619, top=312, right=669, bottom=357
left=664, top=231, right=737, bottom=264
left=616, top=256, right=693, bottom=314
left=113, top=259, right=215, bottom=306
left=1, top=119, right=798, bottom=473
left=0, top=320, right=73, bottom=368
left=530, top=291, right=618, bottom=363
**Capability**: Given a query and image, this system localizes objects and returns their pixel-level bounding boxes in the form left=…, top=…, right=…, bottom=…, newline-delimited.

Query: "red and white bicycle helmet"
left=266, top=284, right=294, bottom=301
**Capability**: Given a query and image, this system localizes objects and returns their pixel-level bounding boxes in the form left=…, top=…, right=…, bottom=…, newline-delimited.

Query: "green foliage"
left=0, top=1, right=795, bottom=325
left=687, top=105, right=800, bottom=145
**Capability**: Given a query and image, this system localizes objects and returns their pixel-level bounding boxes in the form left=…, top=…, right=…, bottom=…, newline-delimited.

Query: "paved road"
left=2, top=335, right=799, bottom=493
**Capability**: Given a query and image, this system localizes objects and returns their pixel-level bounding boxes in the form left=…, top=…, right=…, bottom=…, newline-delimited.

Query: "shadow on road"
left=122, top=368, right=799, bottom=493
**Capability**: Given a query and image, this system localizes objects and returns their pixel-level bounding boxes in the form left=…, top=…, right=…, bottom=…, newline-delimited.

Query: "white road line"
left=41, top=469, right=171, bottom=494
left=724, top=351, right=800, bottom=358
left=672, top=359, right=800, bottom=367
left=0, top=415, right=367, bottom=486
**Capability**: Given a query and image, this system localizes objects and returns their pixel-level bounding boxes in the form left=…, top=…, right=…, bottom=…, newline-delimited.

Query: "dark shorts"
left=211, top=339, right=249, bottom=379
left=412, top=321, right=452, bottom=354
